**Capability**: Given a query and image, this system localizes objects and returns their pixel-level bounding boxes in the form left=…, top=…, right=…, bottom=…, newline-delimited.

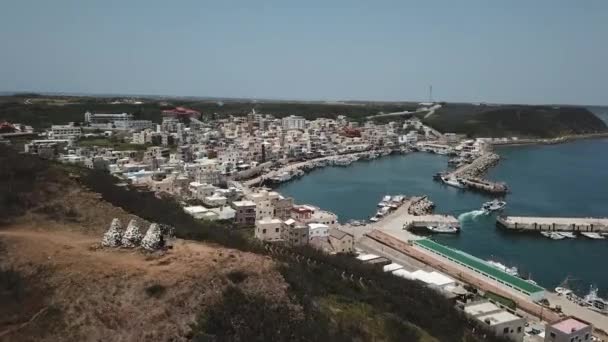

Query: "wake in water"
left=457, top=209, right=489, bottom=222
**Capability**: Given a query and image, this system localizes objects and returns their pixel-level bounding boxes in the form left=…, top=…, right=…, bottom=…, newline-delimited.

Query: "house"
left=51, top=124, right=82, bottom=140
left=282, top=219, right=309, bottom=246
left=308, top=223, right=329, bottom=240
left=328, top=228, right=354, bottom=253
left=255, top=218, right=284, bottom=242
left=544, top=317, right=592, bottom=342
left=183, top=206, right=210, bottom=220
left=231, top=200, right=256, bottom=226
left=463, top=301, right=526, bottom=342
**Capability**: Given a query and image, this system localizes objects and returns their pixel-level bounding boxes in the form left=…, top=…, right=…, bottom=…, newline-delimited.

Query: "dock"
left=445, top=152, right=508, bottom=195
left=402, top=214, right=460, bottom=230
left=497, top=216, right=608, bottom=233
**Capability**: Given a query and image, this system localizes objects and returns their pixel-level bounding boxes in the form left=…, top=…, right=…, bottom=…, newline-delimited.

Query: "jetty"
left=445, top=152, right=508, bottom=194
left=497, top=216, right=608, bottom=233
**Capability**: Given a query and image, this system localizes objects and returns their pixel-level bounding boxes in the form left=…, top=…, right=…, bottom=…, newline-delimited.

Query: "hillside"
left=0, top=146, right=508, bottom=341
left=421, top=103, right=608, bottom=138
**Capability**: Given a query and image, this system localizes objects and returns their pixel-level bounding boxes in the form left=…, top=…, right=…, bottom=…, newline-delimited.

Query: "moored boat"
left=425, top=224, right=460, bottom=234
left=441, top=176, right=465, bottom=189
left=581, top=232, right=605, bottom=240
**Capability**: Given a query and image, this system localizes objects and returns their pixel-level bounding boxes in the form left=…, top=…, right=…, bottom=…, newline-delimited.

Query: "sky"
left=1, top=0, right=607, bottom=105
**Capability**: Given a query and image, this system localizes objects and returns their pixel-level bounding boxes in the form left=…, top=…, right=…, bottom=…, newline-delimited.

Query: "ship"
left=584, top=285, right=608, bottom=314
left=441, top=176, right=465, bottom=189
left=580, top=232, right=605, bottom=240
left=486, top=260, right=519, bottom=277
left=425, top=224, right=460, bottom=234
left=481, top=199, right=507, bottom=212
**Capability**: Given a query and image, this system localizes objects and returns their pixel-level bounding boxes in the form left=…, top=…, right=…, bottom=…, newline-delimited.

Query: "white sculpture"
left=122, top=219, right=143, bottom=248
left=101, top=218, right=123, bottom=247
left=141, top=223, right=163, bottom=251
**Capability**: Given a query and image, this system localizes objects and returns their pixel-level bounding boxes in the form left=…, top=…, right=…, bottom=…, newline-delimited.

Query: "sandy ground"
left=0, top=225, right=289, bottom=342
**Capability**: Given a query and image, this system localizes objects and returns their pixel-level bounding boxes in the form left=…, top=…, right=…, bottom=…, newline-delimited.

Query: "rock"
left=101, top=218, right=123, bottom=247
left=141, top=223, right=164, bottom=251
left=122, top=219, right=143, bottom=248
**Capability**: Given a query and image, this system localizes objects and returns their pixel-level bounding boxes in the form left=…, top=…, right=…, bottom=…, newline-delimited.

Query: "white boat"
left=486, top=260, right=519, bottom=277
left=441, top=176, right=465, bottom=189
left=425, top=224, right=460, bottom=234
left=369, top=216, right=379, bottom=222
left=555, top=286, right=573, bottom=296
left=382, top=195, right=391, bottom=202
left=557, top=232, right=577, bottom=239
left=584, top=285, right=608, bottom=314
left=581, top=232, right=605, bottom=240
left=482, top=199, right=507, bottom=212
left=541, top=231, right=565, bottom=240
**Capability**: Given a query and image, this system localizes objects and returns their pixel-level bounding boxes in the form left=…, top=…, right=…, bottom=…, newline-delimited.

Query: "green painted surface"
left=414, top=239, right=544, bottom=294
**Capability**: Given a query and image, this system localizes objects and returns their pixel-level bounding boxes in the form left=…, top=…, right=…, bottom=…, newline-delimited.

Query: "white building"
left=184, top=205, right=210, bottom=220
left=464, top=301, right=526, bottom=342
left=308, top=223, right=329, bottom=240
left=189, top=182, right=217, bottom=200
left=544, top=317, right=592, bottom=342
left=282, top=115, right=306, bottom=131
left=203, top=193, right=227, bottom=207
left=255, top=218, right=284, bottom=241
left=50, top=124, right=82, bottom=140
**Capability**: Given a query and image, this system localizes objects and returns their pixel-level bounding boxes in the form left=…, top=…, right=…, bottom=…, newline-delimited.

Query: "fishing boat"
left=425, top=224, right=460, bottom=234
left=481, top=199, right=506, bottom=212
left=441, top=176, right=465, bottom=189
left=584, top=285, right=608, bottom=314
left=486, top=260, right=519, bottom=277
left=540, top=231, right=565, bottom=240
left=557, top=232, right=577, bottom=239
left=581, top=232, right=605, bottom=240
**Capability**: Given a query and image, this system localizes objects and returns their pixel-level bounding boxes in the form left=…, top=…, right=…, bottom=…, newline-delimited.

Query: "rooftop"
left=414, top=239, right=545, bottom=295
left=232, top=200, right=256, bottom=207
left=477, top=311, right=522, bottom=326
left=551, top=317, right=590, bottom=334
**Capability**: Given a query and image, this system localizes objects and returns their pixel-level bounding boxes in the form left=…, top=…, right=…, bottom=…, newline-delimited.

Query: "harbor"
left=276, top=140, right=608, bottom=299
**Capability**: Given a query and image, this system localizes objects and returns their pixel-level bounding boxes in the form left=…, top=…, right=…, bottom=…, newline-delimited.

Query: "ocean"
left=276, top=138, right=608, bottom=296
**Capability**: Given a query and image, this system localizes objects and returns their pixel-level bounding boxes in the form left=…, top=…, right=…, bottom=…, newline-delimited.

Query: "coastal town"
left=2, top=101, right=607, bottom=342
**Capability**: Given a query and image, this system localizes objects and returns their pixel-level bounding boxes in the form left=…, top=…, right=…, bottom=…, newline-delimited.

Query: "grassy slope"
left=421, top=103, right=608, bottom=138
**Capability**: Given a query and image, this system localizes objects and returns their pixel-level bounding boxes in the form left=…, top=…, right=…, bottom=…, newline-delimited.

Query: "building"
left=282, top=115, right=306, bottom=130
left=464, top=301, right=526, bottom=342
left=232, top=200, right=256, bottom=226
left=50, top=124, right=82, bottom=140
left=544, top=317, right=592, bottom=342
left=328, top=228, right=354, bottom=253
left=161, top=107, right=201, bottom=118
left=282, top=219, right=309, bottom=246
left=85, top=112, right=133, bottom=128
left=255, top=218, right=284, bottom=242
left=414, top=239, right=545, bottom=301
left=308, top=223, right=329, bottom=240
left=184, top=206, right=210, bottom=220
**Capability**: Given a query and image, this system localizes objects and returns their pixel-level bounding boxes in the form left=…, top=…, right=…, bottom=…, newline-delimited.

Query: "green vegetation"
left=77, top=137, right=148, bottom=151
left=485, top=291, right=517, bottom=310
left=1, top=95, right=605, bottom=137
left=420, top=103, right=607, bottom=138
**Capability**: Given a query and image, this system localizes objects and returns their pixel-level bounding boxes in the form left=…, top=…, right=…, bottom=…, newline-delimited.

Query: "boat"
left=540, top=231, right=565, bottom=240
left=555, top=287, right=573, bottom=296
left=482, top=199, right=507, bottom=212
left=557, top=232, right=577, bottom=239
left=425, top=224, right=460, bottom=234
left=584, top=285, right=608, bottom=314
left=441, top=176, right=465, bottom=189
left=378, top=195, right=392, bottom=207
left=581, top=232, right=605, bottom=240
left=486, top=260, right=519, bottom=277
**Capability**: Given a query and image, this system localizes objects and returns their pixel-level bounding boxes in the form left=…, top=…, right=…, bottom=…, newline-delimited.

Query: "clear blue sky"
left=1, top=0, right=607, bottom=105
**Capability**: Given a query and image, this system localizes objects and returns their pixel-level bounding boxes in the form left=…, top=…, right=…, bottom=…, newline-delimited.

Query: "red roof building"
left=161, top=107, right=201, bottom=118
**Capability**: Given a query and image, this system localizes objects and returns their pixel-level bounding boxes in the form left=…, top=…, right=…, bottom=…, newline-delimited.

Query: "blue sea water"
left=276, top=138, right=608, bottom=296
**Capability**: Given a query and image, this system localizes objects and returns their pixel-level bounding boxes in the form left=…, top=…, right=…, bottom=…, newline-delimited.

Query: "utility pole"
left=429, top=85, right=433, bottom=103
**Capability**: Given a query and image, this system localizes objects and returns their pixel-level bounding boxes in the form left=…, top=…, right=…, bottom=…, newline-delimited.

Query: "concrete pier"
left=497, top=216, right=608, bottom=232
left=445, top=152, right=508, bottom=195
